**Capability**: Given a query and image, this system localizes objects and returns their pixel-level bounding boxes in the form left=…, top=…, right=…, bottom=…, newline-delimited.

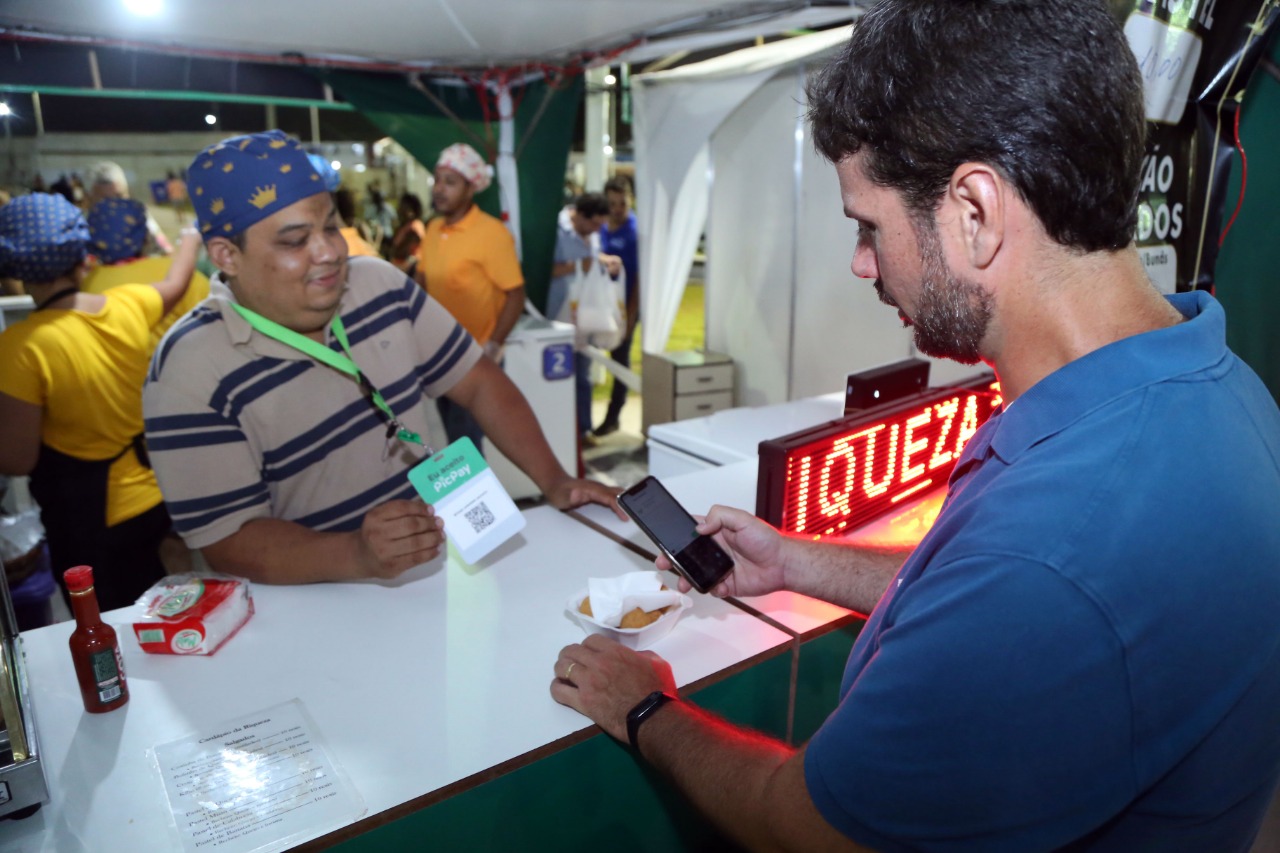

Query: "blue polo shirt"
left=600, top=212, right=639, bottom=302
left=805, top=292, right=1280, bottom=852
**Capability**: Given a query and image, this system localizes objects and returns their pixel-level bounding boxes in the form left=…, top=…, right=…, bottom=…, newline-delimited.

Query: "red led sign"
left=756, top=376, right=1001, bottom=538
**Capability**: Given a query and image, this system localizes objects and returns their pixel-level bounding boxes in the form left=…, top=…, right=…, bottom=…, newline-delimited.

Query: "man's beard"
left=906, top=219, right=993, bottom=365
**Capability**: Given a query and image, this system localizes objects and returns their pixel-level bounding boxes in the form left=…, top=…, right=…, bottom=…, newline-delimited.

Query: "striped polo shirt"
left=143, top=256, right=481, bottom=549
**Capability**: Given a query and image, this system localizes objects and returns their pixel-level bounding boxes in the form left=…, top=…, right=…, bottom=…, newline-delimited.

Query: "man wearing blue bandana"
left=551, top=2, right=1280, bottom=850
left=0, top=193, right=201, bottom=610
left=143, top=130, right=624, bottom=584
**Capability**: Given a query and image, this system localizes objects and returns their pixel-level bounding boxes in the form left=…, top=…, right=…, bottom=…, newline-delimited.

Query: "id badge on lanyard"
left=231, top=302, right=524, bottom=561
left=407, top=437, right=526, bottom=564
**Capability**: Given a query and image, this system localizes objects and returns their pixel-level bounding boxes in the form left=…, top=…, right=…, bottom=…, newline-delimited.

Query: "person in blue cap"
left=143, top=129, right=623, bottom=585
left=84, top=196, right=211, bottom=350
left=0, top=192, right=201, bottom=610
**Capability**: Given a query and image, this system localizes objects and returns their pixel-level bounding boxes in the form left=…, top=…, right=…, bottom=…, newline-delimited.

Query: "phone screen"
left=619, top=477, right=734, bottom=593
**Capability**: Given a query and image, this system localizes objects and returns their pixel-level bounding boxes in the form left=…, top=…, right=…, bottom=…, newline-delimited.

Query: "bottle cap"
left=64, top=565, right=95, bottom=592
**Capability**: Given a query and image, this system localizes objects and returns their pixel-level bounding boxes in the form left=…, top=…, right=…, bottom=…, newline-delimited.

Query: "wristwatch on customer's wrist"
left=626, top=690, right=677, bottom=751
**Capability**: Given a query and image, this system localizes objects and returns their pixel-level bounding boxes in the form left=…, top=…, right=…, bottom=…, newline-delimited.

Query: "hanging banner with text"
left=1114, top=0, right=1280, bottom=293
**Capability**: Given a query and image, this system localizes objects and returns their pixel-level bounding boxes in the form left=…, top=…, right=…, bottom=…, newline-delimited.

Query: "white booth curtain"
left=633, top=23, right=977, bottom=405
left=632, top=26, right=855, bottom=356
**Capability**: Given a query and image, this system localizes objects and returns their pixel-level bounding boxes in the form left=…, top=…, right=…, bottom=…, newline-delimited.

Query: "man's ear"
left=205, top=236, right=240, bottom=278
left=947, top=163, right=1004, bottom=270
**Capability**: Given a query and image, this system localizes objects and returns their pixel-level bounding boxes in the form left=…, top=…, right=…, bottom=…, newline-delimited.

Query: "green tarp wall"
left=316, top=70, right=583, bottom=312
left=1216, top=38, right=1280, bottom=403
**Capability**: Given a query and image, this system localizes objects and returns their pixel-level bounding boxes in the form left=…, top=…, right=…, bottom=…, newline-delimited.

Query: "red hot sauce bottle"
left=64, top=566, right=129, bottom=713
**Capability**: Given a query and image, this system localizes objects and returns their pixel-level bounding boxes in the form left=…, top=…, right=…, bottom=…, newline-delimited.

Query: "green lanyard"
left=230, top=303, right=428, bottom=449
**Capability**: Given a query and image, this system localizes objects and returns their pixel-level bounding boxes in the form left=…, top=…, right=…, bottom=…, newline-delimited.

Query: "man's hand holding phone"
left=617, top=476, right=734, bottom=593
left=658, top=505, right=789, bottom=598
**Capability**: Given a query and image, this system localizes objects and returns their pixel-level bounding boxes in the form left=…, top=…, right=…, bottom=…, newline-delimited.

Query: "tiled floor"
left=581, top=392, right=648, bottom=490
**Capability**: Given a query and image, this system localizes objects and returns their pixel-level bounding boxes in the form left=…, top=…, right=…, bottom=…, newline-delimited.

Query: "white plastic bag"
left=0, top=508, right=45, bottom=562
left=562, top=263, right=626, bottom=351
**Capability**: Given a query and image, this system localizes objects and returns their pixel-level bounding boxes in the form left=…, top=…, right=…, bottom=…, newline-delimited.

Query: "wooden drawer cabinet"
left=642, top=350, right=735, bottom=433
left=673, top=390, right=734, bottom=420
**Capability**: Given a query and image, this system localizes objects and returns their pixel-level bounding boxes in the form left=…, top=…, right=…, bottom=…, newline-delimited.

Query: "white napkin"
left=586, top=572, right=684, bottom=628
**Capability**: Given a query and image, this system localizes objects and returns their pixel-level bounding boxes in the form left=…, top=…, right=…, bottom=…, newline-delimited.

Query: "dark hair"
left=807, top=0, right=1145, bottom=252
left=573, top=192, right=609, bottom=219
left=603, top=176, right=631, bottom=197
left=334, top=188, right=358, bottom=223
left=399, top=193, right=424, bottom=219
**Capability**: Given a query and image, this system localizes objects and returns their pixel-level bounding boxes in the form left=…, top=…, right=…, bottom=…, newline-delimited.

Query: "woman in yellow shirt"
left=84, top=196, right=211, bottom=348
left=0, top=193, right=199, bottom=610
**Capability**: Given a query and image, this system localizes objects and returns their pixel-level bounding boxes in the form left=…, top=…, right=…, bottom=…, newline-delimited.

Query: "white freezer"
left=486, top=316, right=577, bottom=500
left=646, top=391, right=846, bottom=476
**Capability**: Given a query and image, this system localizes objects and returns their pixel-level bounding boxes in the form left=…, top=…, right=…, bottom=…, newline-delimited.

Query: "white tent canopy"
left=0, top=1, right=860, bottom=69
left=633, top=25, right=977, bottom=406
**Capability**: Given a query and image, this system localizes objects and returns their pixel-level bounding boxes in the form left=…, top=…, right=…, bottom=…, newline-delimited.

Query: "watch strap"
left=626, top=690, right=676, bottom=751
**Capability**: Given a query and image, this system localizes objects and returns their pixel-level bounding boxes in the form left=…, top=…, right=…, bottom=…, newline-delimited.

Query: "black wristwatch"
left=626, top=690, right=677, bottom=751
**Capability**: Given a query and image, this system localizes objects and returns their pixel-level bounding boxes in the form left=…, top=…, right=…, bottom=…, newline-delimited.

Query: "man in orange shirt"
left=334, top=188, right=380, bottom=259
left=415, top=143, right=525, bottom=451
left=307, top=155, right=379, bottom=260
left=391, top=193, right=426, bottom=276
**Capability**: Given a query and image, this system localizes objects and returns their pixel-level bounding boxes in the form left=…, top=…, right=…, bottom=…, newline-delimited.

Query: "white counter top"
left=646, top=392, right=846, bottom=468
left=571, top=459, right=945, bottom=639
left=3, top=506, right=790, bottom=852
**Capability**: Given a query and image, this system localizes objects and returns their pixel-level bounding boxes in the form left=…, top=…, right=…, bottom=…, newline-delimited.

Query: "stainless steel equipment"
left=0, top=557, right=49, bottom=820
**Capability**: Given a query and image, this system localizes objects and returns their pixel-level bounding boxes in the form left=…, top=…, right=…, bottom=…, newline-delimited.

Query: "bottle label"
left=90, top=648, right=123, bottom=704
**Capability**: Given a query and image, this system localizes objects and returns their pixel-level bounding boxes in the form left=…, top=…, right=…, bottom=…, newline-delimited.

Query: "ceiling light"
left=0, top=103, right=10, bottom=117
left=330, top=161, right=342, bottom=171
left=123, top=0, right=163, bottom=16
left=204, top=114, right=217, bottom=125
left=604, top=74, right=617, bottom=86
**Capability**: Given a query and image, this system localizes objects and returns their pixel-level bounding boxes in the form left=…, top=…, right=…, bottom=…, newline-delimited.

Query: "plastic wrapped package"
left=132, top=574, right=253, bottom=655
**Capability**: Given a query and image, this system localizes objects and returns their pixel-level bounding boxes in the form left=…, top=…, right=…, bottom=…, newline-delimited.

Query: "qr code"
left=464, top=501, right=495, bottom=533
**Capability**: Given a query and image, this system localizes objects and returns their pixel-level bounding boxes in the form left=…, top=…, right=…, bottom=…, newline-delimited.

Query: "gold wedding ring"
left=565, top=662, right=576, bottom=680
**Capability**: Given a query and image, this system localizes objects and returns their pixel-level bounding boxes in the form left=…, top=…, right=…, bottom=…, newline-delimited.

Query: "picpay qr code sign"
left=408, top=437, right=526, bottom=564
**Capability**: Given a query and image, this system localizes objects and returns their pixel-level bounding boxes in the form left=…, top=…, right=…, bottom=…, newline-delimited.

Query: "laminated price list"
left=154, top=699, right=364, bottom=853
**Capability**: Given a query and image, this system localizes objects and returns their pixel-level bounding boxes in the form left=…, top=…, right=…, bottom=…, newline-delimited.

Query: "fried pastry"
left=579, top=587, right=672, bottom=629
left=620, top=606, right=671, bottom=629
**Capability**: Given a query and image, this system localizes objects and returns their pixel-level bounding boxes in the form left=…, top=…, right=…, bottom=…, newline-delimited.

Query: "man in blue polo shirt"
left=550, top=1, right=1280, bottom=850
left=592, top=176, right=639, bottom=437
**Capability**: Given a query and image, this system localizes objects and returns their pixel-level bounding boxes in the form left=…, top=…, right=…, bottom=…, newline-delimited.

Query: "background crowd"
left=0, top=141, right=640, bottom=630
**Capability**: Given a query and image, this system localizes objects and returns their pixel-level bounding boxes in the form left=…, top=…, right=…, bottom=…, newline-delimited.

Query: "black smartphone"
left=617, top=476, right=735, bottom=594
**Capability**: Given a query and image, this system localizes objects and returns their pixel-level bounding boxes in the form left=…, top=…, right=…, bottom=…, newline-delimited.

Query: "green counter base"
left=325, top=651, right=790, bottom=852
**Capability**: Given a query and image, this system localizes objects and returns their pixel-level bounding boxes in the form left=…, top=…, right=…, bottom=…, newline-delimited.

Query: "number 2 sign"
left=543, top=343, right=574, bottom=381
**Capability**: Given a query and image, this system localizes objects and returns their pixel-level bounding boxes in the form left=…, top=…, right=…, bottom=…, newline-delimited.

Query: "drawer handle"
left=696, top=404, right=714, bottom=411
left=696, top=376, right=714, bottom=383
